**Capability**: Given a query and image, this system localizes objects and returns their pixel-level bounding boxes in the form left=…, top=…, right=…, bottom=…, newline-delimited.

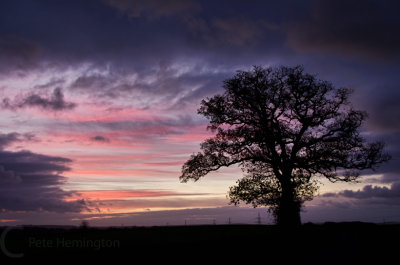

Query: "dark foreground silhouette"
left=180, top=66, right=390, bottom=227
left=1, top=222, right=399, bottom=263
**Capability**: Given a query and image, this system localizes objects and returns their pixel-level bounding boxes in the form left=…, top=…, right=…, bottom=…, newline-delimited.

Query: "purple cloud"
left=0, top=132, right=37, bottom=149
left=322, top=182, right=400, bottom=206
left=286, top=0, right=400, bottom=59
left=0, top=145, right=86, bottom=213
left=2, top=87, right=76, bottom=111
left=90, top=135, right=110, bottom=142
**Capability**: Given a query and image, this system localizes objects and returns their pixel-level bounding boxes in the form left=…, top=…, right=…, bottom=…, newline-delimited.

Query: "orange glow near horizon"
left=73, top=189, right=186, bottom=200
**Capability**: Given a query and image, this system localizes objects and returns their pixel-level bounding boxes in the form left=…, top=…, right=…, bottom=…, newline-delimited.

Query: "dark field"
left=1, top=223, right=399, bottom=263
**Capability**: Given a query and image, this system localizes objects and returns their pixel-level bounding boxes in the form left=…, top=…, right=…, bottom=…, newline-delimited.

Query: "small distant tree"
left=180, top=66, right=390, bottom=227
left=80, top=220, right=89, bottom=229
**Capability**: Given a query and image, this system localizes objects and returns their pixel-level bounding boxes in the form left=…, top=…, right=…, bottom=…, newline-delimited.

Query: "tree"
left=179, top=66, right=391, bottom=227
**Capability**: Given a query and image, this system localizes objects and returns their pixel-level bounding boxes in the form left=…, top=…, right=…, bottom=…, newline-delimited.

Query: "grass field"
left=1, top=222, right=399, bottom=262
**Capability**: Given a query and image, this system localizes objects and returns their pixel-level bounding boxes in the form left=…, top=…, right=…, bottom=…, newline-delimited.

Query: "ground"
left=1, top=223, right=399, bottom=263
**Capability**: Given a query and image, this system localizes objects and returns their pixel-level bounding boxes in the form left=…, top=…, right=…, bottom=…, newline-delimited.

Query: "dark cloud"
left=357, top=84, right=400, bottom=133
left=286, top=0, right=400, bottom=60
left=0, top=0, right=288, bottom=70
left=322, top=182, right=400, bottom=206
left=185, top=15, right=279, bottom=48
left=104, top=0, right=279, bottom=50
left=302, top=197, right=400, bottom=223
left=212, top=17, right=277, bottom=46
left=0, top=149, right=70, bottom=174
left=2, top=87, right=76, bottom=111
left=359, top=132, right=400, bottom=185
left=0, top=146, right=86, bottom=213
left=91, top=135, right=110, bottom=142
left=0, top=0, right=397, bottom=69
left=104, top=0, right=201, bottom=19
left=376, top=174, right=400, bottom=184
left=0, top=132, right=36, bottom=149
left=0, top=0, right=194, bottom=68
left=0, top=36, right=40, bottom=72
left=0, top=165, right=21, bottom=184
left=0, top=133, right=22, bottom=149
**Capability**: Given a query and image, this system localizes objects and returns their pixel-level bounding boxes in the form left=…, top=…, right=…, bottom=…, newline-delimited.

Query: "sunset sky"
left=1, top=0, right=400, bottom=226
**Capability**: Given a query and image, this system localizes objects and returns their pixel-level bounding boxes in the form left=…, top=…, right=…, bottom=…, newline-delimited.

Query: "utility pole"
left=256, top=212, right=262, bottom=225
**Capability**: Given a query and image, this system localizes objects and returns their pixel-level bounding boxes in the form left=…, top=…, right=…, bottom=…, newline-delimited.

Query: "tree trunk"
left=275, top=179, right=301, bottom=227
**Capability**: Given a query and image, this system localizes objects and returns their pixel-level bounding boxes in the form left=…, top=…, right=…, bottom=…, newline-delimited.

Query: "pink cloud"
left=137, top=161, right=185, bottom=167
left=161, top=124, right=213, bottom=143
left=60, top=104, right=170, bottom=123
left=67, top=168, right=174, bottom=178
left=67, top=189, right=223, bottom=214
left=74, top=189, right=208, bottom=201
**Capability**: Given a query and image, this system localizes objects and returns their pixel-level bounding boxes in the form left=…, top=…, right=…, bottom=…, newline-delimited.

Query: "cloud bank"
left=0, top=134, right=86, bottom=213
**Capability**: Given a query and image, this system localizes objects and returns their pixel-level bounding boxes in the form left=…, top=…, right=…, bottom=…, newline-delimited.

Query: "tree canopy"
left=180, top=66, right=390, bottom=226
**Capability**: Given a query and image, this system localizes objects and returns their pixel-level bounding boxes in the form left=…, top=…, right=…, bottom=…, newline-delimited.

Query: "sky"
left=0, top=0, right=400, bottom=226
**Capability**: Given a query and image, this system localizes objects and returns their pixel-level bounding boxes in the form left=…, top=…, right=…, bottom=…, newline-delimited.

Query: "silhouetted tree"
left=180, top=66, right=390, bottom=227
left=80, top=220, right=89, bottom=229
